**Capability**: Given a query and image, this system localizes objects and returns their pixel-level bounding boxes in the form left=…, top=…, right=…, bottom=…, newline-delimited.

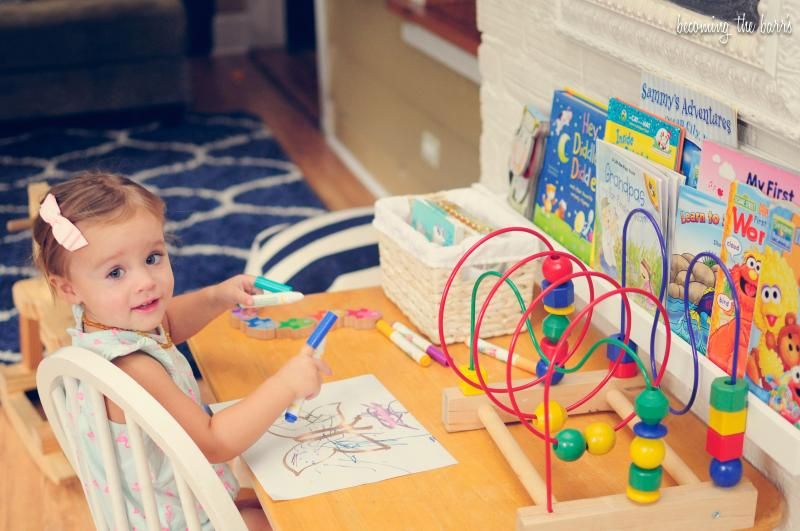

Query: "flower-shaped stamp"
left=277, top=317, right=318, bottom=339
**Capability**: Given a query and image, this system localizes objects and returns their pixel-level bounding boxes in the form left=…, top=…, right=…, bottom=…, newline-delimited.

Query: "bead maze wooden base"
left=442, top=372, right=758, bottom=530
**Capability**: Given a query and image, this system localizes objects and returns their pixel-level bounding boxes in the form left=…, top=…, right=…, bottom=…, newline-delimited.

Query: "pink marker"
left=391, top=322, right=448, bottom=366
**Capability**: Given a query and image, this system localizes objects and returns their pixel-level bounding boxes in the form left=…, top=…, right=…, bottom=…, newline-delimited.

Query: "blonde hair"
left=32, top=171, right=165, bottom=279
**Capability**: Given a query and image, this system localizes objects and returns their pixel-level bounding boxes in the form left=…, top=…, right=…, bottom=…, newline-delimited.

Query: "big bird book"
left=604, top=98, right=685, bottom=172
left=696, top=141, right=800, bottom=206
left=706, top=180, right=771, bottom=379
left=745, top=201, right=800, bottom=429
left=594, top=140, right=669, bottom=315
left=533, top=89, right=607, bottom=265
left=667, top=185, right=727, bottom=354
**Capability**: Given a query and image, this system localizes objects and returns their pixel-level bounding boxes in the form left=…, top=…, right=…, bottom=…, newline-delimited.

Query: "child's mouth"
left=133, top=299, right=159, bottom=313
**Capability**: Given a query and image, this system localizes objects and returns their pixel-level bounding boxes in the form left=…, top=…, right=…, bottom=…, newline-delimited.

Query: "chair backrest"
left=37, top=346, right=248, bottom=531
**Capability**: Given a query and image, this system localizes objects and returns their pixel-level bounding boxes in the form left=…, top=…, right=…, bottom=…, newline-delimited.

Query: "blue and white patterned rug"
left=0, top=112, right=326, bottom=365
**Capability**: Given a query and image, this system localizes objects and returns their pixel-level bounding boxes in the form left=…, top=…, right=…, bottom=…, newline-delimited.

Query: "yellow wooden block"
left=708, top=406, right=747, bottom=435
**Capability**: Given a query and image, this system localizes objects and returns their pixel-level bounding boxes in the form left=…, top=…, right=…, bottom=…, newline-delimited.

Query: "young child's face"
left=54, top=209, right=174, bottom=332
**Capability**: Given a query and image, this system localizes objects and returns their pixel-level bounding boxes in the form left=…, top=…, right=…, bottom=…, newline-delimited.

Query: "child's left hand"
left=210, top=274, right=261, bottom=308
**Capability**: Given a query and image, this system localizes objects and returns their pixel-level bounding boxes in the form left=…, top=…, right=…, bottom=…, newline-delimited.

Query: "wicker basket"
left=373, top=188, right=539, bottom=345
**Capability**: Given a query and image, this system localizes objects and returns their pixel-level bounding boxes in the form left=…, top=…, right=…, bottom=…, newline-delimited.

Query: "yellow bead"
left=630, top=436, right=665, bottom=469
left=626, top=485, right=661, bottom=504
left=708, top=406, right=747, bottom=436
left=534, top=401, right=567, bottom=433
left=584, top=422, right=616, bottom=455
left=457, top=364, right=488, bottom=396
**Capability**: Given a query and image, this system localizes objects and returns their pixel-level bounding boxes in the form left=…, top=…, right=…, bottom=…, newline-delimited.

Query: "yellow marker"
left=376, top=320, right=431, bottom=367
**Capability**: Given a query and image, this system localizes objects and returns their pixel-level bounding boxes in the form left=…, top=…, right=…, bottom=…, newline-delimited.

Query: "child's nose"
left=135, top=268, right=157, bottom=292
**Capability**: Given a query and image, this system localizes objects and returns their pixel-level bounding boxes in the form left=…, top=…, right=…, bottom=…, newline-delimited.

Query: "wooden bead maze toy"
left=438, top=223, right=759, bottom=530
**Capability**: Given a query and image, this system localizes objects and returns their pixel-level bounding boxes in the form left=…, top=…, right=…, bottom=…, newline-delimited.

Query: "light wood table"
left=188, top=287, right=783, bottom=530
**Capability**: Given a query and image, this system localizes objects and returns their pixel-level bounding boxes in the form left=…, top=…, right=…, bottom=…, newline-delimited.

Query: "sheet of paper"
left=210, top=374, right=457, bottom=500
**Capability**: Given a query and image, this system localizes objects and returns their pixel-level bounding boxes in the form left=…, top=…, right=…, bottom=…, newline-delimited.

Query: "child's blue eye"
left=107, top=268, right=124, bottom=280
left=146, top=253, right=162, bottom=266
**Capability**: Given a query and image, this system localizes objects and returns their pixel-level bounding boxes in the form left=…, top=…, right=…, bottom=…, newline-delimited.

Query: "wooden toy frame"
left=441, top=371, right=758, bottom=530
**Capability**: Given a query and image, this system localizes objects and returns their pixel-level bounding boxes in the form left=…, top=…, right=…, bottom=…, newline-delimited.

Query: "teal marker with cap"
left=255, top=276, right=293, bottom=293
left=284, top=311, right=338, bottom=423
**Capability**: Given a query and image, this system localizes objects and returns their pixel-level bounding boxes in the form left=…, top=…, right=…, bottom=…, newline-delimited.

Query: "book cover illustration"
left=533, top=90, right=607, bottom=265
left=639, top=73, right=737, bottom=188
left=696, top=140, right=800, bottom=206
left=507, top=104, right=547, bottom=218
left=409, top=198, right=468, bottom=246
left=706, top=181, right=771, bottom=378
left=594, top=140, right=667, bottom=314
left=604, top=97, right=685, bottom=172
left=745, top=202, right=800, bottom=428
left=666, top=185, right=726, bottom=354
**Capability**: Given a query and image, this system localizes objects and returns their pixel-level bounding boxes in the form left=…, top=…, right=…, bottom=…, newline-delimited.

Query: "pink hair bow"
left=39, top=194, right=88, bottom=251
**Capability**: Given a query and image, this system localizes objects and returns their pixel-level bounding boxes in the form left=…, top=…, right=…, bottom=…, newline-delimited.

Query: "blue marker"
left=284, top=311, right=338, bottom=423
left=254, top=276, right=293, bottom=293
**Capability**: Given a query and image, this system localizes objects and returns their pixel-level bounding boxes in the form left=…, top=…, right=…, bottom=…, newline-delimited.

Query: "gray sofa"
left=0, top=0, right=190, bottom=122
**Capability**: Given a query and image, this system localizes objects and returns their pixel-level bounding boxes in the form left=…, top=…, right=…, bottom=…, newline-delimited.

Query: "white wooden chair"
left=37, top=346, right=248, bottom=531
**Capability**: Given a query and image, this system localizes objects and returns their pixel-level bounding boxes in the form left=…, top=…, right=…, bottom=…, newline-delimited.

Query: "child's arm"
left=112, top=350, right=331, bottom=463
left=165, top=274, right=258, bottom=344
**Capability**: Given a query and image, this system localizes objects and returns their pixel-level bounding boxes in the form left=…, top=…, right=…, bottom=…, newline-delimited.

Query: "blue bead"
left=542, top=279, right=574, bottom=310
left=536, top=359, right=565, bottom=385
left=632, top=421, right=668, bottom=439
left=606, top=333, right=637, bottom=363
left=709, top=458, right=743, bottom=487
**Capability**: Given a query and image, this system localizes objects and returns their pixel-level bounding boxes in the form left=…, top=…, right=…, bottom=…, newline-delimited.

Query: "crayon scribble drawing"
left=269, top=400, right=421, bottom=476
left=211, top=374, right=457, bottom=500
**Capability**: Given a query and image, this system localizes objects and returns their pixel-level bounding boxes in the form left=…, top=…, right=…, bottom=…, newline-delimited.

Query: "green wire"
left=466, top=271, right=653, bottom=388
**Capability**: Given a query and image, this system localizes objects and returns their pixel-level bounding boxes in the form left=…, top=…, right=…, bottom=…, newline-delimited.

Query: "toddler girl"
left=33, top=171, right=330, bottom=530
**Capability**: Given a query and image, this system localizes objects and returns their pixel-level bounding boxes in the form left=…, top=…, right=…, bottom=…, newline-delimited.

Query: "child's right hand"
left=276, top=352, right=332, bottom=400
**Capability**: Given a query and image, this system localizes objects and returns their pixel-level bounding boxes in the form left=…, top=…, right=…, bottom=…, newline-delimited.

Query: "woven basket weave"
left=377, top=230, right=536, bottom=345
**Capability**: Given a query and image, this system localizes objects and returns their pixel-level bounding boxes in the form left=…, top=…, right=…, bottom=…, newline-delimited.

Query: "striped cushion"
left=244, top=207, right=380, bottom=293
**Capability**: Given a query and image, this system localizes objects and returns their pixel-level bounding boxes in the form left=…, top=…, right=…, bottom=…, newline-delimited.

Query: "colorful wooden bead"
left=626, top=485, right=661, bottom=504
left=630, top=436, right=665, bottom=469
left=553, top=429, right=585, bottom=462
left=708, top=406, right=747, bottom=436
left=628, top=463, right=663, bottom=491
left=277, top=317, right=317, bottom=339
left=534, top=401, right=567, bottom=433
left=710, top=377, right=748, bottom=412
left=632, top=421, right=668, bottom=439
left=344, top=308, right=382, bottom=329
left=540, top=337, right=568, bottom=365
left=634, top=388, right=669, bottom=425
left=542, top=254, right=573, bottom=283
left=706, top=429, right=745, bottom=462
left=536, top=359, right=565, bottom=385
left=542, top=314, right=570, bottom=342
left=606, top=333, right=637, bottom=363
left=244, top=317, right=277, bottom=340
left=709, top=457, right=743, bottom=487
left=584, top=421, right=615, bottom=455
left=458, top=364, right=488, bottom=397
left=542, top=279, right=575, bottom=314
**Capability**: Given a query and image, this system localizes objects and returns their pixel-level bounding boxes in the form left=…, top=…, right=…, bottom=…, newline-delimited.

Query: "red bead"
left=541, top=338, right=568, bottom=365
left=706, top=428, right=744, bottom=462
left=542, top=254, right=573, bottom=283
left=611, top=360, right=639, bottom=378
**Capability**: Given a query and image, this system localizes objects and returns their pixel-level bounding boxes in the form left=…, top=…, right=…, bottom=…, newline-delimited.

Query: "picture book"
left=666, top=185, right=727, bottom=354
left=604, top=98, right=685, bottom=172
left=696, top=140, right=800, bottom=206
left=533, top=89, right=607, bottom=265
left=507, top=104, right=547, bottom=218
left=745, top=201, right=800, bottom=429
left=706, top=180, right=771, bottom=379
left=638, top=73, right=737, bottom=188
left=594, top=140, right=669, bottom=315
left=409, top=197, right=470, bottom=246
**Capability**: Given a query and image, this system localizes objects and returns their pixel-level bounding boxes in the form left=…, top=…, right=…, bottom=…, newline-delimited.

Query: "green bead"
left=710, top=376, right=748, bottom=412
left=628, top=464, right=663, bottom=492
left=542, top=314, right=570, bottom=342
left=634, top=388, right=669, bottom=425
left=553, top=429, right=585, bottom=462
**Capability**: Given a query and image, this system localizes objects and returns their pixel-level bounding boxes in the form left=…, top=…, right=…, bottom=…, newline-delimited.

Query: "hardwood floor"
left=1, top=54, right=375, bottom=530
